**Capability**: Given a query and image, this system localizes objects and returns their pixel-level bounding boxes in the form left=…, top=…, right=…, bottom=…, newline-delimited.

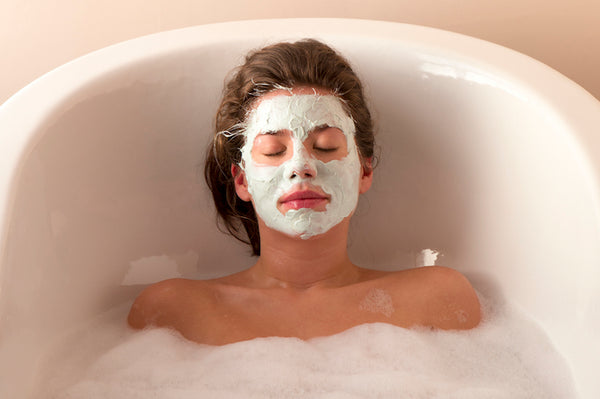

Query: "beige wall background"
left=1, top=0, right=599, bottom=105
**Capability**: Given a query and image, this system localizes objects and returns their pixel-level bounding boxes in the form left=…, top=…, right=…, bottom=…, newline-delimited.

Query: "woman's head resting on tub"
left=205, top=38, right=374, bottom=255
left=128, top=39, right=481, bottom=345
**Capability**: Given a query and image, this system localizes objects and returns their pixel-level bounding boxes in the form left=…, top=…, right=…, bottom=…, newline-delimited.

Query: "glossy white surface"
left=0, top=19, right=598, bottom=398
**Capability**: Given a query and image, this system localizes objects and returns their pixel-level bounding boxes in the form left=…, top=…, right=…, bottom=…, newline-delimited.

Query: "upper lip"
left=279, top=189, right=329, bottom=203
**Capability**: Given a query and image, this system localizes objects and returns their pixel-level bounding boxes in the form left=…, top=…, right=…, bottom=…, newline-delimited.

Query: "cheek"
left=319, top=150, right=362, bottom=200
left=245, top=162, right=285, bottom=184
left=244, top=162, right=290, bottom=204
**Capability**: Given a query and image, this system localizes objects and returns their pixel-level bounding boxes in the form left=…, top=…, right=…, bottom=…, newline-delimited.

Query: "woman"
left=128, top=39, right=481, bottom=345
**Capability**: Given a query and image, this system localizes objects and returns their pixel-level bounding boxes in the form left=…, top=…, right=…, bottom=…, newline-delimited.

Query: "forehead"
left=245, top=91, right=354, bottom=138
left=254, top=86, right=333, bottom=104
left=239, top=88, right=358, bottom=162
left=248, top=86, right=341, bottom=121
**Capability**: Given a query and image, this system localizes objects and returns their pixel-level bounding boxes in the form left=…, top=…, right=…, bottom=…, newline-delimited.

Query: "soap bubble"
left=39, top=287, right=576, bottom=399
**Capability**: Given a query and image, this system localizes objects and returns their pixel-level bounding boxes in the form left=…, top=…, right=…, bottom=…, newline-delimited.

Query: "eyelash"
left=314, top=146, right=338, bottom=153
left=263, top=147, right=338, bottom=156
left=264, top=150, right=286, bottom=157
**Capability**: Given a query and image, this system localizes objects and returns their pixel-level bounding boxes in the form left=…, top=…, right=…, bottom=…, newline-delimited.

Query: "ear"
left=232, top=164, right=252, bottom=202
left=359, top=158, right=373, bottom=194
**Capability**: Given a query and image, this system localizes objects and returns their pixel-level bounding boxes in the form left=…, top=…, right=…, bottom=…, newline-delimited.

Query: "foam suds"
left=38, top=285, right=576, bottom=399
left=416, top=248, right=440, bottom=267
left=359, top=288, right=395, bottom=318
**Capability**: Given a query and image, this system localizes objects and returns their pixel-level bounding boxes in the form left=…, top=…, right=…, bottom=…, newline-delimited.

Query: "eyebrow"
left=260, top=125, right=340, bottom=136
left=261, top=130, right=286, bottom=136
left=311, top=124, right=344, bottom=134
left=311, top=124, right=331, bottom=133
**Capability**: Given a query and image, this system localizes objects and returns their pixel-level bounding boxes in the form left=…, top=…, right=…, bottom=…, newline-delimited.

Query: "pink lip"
left=280, top=190, right=328, bottom=202
left=279, top=190, right=329, bottom=210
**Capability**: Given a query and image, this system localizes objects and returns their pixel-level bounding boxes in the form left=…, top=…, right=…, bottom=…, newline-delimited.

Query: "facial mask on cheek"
left=240, top=94, right=362, bottom=239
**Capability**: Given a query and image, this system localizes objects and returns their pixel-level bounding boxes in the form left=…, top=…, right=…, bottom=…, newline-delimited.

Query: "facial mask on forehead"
left=240, top=94, right=362, bottom=239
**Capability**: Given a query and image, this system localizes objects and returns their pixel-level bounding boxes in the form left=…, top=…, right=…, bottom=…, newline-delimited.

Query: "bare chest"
left=185, top=284, right=419, bottom=345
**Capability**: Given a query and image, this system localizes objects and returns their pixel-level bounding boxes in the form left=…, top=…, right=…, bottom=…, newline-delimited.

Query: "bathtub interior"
left=0, top=21, right=599, bottom=398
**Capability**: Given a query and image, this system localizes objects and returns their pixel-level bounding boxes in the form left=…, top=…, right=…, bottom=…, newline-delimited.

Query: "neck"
left=248, top=218, right=359, bottom=289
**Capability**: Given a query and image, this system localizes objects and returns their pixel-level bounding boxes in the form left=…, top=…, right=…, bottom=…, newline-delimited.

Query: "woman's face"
left=235, top=87, right=371, bottom=239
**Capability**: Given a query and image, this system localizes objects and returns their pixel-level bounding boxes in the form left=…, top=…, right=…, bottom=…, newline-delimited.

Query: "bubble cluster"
left=358, top=288, right=395, bottom=318
left=39, top=288, right=576, bottom=399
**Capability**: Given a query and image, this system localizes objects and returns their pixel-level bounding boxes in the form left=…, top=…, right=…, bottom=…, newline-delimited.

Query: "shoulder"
left=388, top=266, right=482, bottom=330
left=127, top=278, right=214, bottom=330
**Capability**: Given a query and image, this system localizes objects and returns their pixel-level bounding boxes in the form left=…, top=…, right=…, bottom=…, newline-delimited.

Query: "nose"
left=290, top=162, right=316, bottom=179
left=288, top=145, right=317, bottom=180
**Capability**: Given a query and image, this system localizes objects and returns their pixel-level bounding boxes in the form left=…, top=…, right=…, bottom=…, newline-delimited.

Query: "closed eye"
left=313, top=146, right=339, bottom=153
left=263, top=149, right=286, bottom=157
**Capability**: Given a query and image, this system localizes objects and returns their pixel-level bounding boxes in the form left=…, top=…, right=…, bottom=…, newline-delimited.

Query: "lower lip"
left=281, top=198, right=328, bottom=210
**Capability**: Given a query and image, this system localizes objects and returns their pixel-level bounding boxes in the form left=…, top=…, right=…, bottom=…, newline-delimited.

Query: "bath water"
left=36, top=282, right=577, bottom=399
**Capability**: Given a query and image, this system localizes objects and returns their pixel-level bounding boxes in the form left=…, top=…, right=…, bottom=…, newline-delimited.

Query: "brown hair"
left=204, top=38, right=374, bottom=255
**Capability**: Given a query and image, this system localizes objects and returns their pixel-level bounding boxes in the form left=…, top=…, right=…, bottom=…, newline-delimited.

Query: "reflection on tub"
left=121, top=251, right=199, bottom=286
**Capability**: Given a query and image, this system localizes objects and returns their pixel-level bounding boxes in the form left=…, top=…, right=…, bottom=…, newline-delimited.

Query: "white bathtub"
left=0, top=19, right=598, bottom=398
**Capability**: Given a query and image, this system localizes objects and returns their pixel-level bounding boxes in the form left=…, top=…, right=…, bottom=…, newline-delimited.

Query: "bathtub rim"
left=2, top=13, right=600, bottom=321
left=2, top=14, right=600, bottom=319
left=1, top=18, right=600, bottom=398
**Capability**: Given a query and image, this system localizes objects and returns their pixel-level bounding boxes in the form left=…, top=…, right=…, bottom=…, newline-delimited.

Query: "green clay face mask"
left=240, top=94, right=361, bottom=239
